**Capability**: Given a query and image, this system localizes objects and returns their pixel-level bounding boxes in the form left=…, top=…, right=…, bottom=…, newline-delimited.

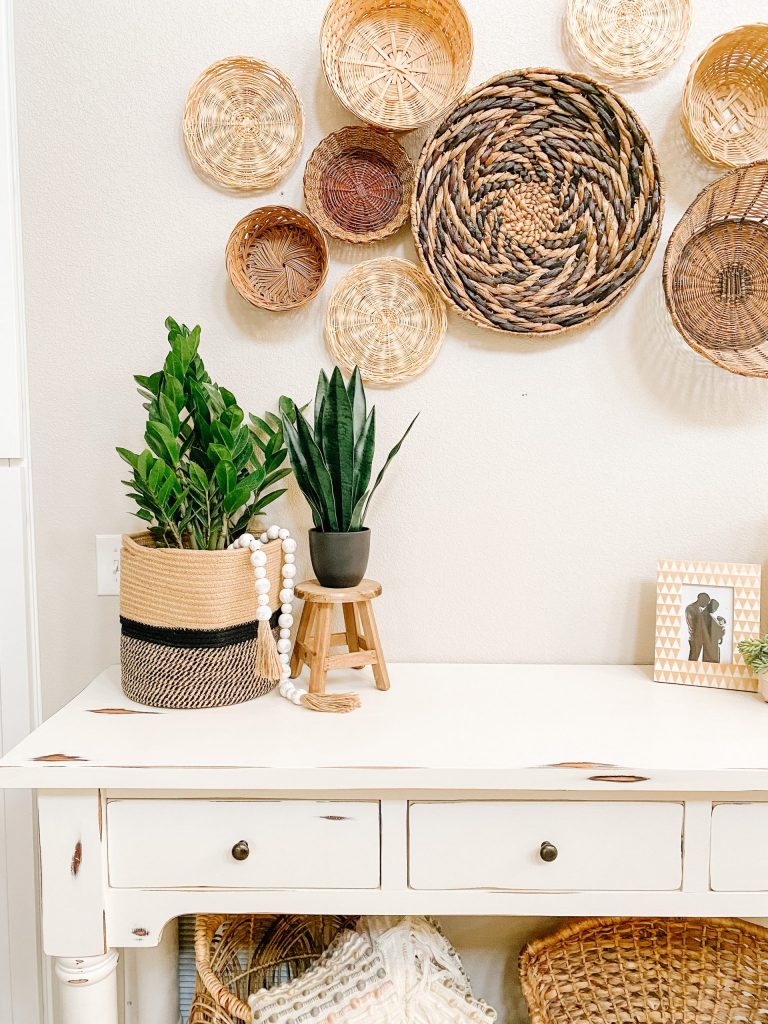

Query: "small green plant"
left=118, top=317, right=292, bottom=550
left=279, top=366, right=417, bottom=532
left=737, top=634, right=768, bottom=675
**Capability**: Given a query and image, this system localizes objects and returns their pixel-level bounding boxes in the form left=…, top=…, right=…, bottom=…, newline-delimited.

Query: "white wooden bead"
left=282, top=538, right=297, bottom=554
left=278, top=613, right=293, bottom=628
left=281, top=577, right=295, bottom=590
left=278, top=528, right=290, bottom=539
left=257, top=594, right=269, bottom=606
left=282, top=564, right=296, bottom=578
left=255, top=578, right=271, bottom=594
left=260, top=533, right=269, bottom=543
left=279, top=589, right=293, bottom=604
left=281, top=664, right=290, bottom=678
left=254, top=566, right=266, bottom=579
left=250, top=550, right=267, bottom=567
left=284, top=553, right=295, bottom=564
left=279, top=681, right=291, bottom=697
left=277, top=639, right=292, bottom=654
left=239, top=533, right=254, bottom=547
left=279, top=627, right=291, bottom=639
left=267, top=525, right=280, bottom=540
left=279, top=652, right=291, bottom=665
left=290, top=691, right=303, bottom=705
left=255, top=606, right=272, bottom=621
left=279, top=603, right=291, bottom=614
left=249, top=539, right=262, bottom=552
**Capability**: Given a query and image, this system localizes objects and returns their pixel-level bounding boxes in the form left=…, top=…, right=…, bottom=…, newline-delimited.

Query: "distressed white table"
left=2, top=663, right=768, bottom=1024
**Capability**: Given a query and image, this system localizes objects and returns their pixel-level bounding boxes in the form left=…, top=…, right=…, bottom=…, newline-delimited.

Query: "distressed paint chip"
left=88, top=708, right=159, bottom=715
left=132, top=927, right=150, bottom=937
left=588, top=774, right=648, bottom=784
left=71, top=840, right=82, bottom=877
left=320, top=815, right=350, bottom=821
left=545, top=761, right=619, bottom=770
left=33, top=753, right=87, bottom=762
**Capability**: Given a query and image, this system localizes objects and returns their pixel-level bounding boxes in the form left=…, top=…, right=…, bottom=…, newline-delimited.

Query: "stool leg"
left=290, top=603, right=314, bottom=679
left=309, top=604, right=333, bottom=694
left=342, top=603, right=361, bottom=664
left=357, top=600, right=390, bottom=691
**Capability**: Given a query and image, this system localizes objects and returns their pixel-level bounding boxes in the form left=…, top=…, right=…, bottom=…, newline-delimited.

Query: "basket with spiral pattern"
left=303, top=126, right=414, bottom=243
left=411, top=69, right=664, bottom=335
left=226, top=206, right=329, bottom=311
left=663, top=162, right=768, bottom=377
left=183, top=57, right=304, bottom=191
left=520, top=917, right=768, bottom=1024
left=320, top=0, right=473, bottom=132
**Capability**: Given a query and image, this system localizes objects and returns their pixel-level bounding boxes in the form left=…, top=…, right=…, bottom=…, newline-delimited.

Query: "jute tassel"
left=300, top=692, right=361, bottom=713
left=255, top=619, right=282, bottom=683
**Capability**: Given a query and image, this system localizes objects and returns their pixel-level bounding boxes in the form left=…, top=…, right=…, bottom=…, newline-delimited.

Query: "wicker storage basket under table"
left=411, top=69, right=664, bottom=335
left=119, top=533, right=282, bottom=709
left=520, top=917, right=768, bottom=1024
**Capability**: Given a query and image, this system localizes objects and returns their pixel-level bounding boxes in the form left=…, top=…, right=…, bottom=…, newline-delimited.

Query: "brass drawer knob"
left=539, top=841, right=558, bottom=863
left=231, top=840, right=250, bottom=861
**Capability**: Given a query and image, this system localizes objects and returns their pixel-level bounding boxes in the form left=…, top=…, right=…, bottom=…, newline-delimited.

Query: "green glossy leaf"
left=145, top=421, right=180, bottom=466
left=158, top=392, right=180, bottom=436
left=281, top=409, right=328, bottom=528
left=223, top=485, right=251, bottom=516
left=321, top=367, right=354, bottom=529
left=347, top=366, right=366, bottom=441
left=314, top=369, right=329, bottom=435
left=251, top=488, right=286, bottom=513
left=116, top=447, right=139, bottom=469
left=362, top=413, right=419, bottom=524
left=352, top=407, right=375, bottom=508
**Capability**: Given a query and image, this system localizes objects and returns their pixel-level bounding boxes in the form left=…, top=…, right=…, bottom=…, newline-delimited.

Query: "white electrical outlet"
left=96, top=535, right=122, bottom=595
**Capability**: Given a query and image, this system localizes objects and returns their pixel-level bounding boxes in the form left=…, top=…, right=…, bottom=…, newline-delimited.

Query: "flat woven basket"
left=682, top=24, right=768, bottom=168
left=183, top=57, right=304, bottom=191
left=326, top=257, right=446, bottom=385
left=663, top=161, right=768, bottom=377
left=320, top=0, right=473, bottom=131
left=412, top=69, right=664, bottom=335
left=226, top=206, right=329, bottom=311
left=303, top=126, right=414, bottom=243
left=520, top=917, right=768, bottom=1024
left=566, top=0, right=691, bottom=80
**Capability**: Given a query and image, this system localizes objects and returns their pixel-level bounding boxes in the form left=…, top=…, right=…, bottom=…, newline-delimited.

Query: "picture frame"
left=654, top=559, right=762, bottom=692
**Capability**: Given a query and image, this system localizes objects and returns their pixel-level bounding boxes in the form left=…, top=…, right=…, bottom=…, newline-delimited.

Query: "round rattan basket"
left=303, top=126, right=414, bottom=243
left=412, top=69, right=664, bottom=335
left=682, top=25, right=768, bottom=168
left=520, top=917, right=768, bottom=1024
left=226, top=206, right=329, bottom=311
left=566, top=0, right=691, bottom=80
left=183, top=57, right=304, bottom=191
left=320, top=0, right=473, bottom=131
left=663, top=161, right=768, bottom=377
left=326, top=258, right=446, bottom=385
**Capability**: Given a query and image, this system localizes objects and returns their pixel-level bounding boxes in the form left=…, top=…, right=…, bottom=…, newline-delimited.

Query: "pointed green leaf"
left=347, top=367, right=367, bottom=441
left=281, top=410, right=331, bottom=529
left=362, top=413, right=418, bottom=523
left=116, top=447, right=139, bottom=469
left=145, top=421, right=180, bottom=466
left=314, top=369, right=329, bottom=435
left=352, top=407, right=375, bottom=508
left=321, top=367, right=355, bottom=529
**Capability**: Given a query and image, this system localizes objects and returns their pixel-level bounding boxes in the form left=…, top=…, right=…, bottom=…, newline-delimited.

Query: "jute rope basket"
left=412, top=69, right=664, bottom=335
left=303, top=126, right=414, bottom=243
left=320, top=0, right=473, bottom=131
left=520, top=917, right=768, bottom=1024
left=183, top=57, right=304, bottom=191
left=682, top=25, right=768, bottom=168
left=226, top=206, right=329, bottom=311
left=566, top=0, right=691, bottom=81
left=663, top=161, right=768, bottom=377
left=326, top=257, right=446, bottom=385
left=119, top=534, right=282, bottom=709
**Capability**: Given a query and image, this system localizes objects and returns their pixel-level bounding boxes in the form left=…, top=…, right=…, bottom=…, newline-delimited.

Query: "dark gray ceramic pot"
left=308, top=528, right=370, bottom=588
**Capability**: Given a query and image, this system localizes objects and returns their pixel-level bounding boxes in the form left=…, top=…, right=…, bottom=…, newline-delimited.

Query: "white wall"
left=13, top=0, right=768, bottom=715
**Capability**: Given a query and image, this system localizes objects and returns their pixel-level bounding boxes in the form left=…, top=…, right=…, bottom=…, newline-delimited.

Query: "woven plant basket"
left=566, top=0, right=691, bottom=81
left=190, top=915, right=356, bottom=1024
left=520, top=917, right=768, bottom=1024
left=412, top=69, right=664, bottom=335
left=320, top=0, right=473, bottom=132
left=663, top=161, right=768, bottom=377
left=682, top=25, right=768, bottom=168
left=119, top=534, right=282, bottom=709
left=303, top=126, right=414, bottom=243
left=183, top=57, right=304, bottom=190
left=326, top=257, right=446, bottom=384
left=226, top=206, right=329, bottom=312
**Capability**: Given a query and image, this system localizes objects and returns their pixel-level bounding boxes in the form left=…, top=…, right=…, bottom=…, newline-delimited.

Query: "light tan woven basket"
left=183, top=57, right=304, bottom=191
left=520, top=917, right=768, bottom=1024
left=320, top=0, right=472, bottom=131
left=326, top=257, right=446, bottom=385
left=226, top=206, right=329, bottom=311
left=682, top=25, right=768, bottom=168
left=566, top=0, right=691, bottom=80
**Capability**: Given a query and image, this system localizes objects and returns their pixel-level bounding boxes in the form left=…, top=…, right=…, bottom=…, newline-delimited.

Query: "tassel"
left=255, top=618, right=282, bottom=682
left=300, top=691, right=361, bottom=713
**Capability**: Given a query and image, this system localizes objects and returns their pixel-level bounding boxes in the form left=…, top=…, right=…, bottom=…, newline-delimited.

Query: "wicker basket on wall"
left=663, top=161, right=768, bottom=377
left=119, top=534, right=282, bottom=709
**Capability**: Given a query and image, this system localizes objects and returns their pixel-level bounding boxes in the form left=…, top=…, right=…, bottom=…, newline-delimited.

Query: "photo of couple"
left=684, top=588, right=732, bottom=664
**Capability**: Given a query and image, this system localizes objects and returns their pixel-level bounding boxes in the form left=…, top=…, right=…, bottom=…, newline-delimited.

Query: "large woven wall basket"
left=119, top=534, right=282, bottom=709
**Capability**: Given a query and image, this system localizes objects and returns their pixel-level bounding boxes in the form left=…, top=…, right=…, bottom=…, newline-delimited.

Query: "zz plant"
left=118, top=317, right=292, bottom=549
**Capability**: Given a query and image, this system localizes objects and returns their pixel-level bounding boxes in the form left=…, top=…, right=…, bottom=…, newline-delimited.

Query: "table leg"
left=54, top=949, right=119, bottom=1024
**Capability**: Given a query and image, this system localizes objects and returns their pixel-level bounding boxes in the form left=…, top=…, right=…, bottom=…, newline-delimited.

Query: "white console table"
left=2, top=662, right=768, bottom=1024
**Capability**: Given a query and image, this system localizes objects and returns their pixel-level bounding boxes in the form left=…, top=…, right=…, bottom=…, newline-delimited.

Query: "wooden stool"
left=290, top=579, right=390, bottom=696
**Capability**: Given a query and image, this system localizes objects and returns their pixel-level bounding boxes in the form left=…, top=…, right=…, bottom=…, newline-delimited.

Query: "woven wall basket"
left=326, top=257, right=446, bottom=385
left=520, top=917, right=768, bottom=1024
left=682, top=24, right=768, bottom=168
left=566, top=0, right=691, bottom=81
left=225, top=206, right=329, bottom=311
left=183, top=57, right=304, bottom=191
left=411, top=69, right=664, bottom=335
left=320, top=0, right=473, bottom=132
left=663, top=162, right=768, bottom=377
left=119, top=534, right=282, bottom=709
left=303, top=126, right=414, bottom=243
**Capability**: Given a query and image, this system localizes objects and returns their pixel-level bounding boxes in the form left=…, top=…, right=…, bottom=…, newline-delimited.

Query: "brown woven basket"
left=663, top=161, right=768, bottom=377
left=520, top=917, right=768, bottom=1024
left=119, top=533, right=282, bottom=709
left=225, top=206, right=329, bottom=311
left=412, top=69, right=664, bottom=335
left=682, top=25, right=768, bottom=168
left=183, top=57, right=304, bottom=191
left=190, top=915, right=356, bottom=1024
left=320, top=0, right=473, bottom=132
left=303, top=126, right=414, bottom=243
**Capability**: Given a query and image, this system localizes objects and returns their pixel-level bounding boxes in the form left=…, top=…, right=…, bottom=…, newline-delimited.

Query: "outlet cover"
left=96, top=535, right=121, bottom=595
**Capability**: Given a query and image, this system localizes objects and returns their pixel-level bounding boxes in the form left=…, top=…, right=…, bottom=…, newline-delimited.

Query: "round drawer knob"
left=539, top=841, right=558, bottom=863
left=231, top=840, right=250, bottom=861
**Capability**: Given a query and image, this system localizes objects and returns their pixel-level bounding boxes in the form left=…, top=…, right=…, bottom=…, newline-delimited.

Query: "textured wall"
left=14, top=0, right=768, bottom=714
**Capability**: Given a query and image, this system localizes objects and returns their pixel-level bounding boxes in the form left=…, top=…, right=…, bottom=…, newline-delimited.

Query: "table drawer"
left=408, top=801, right=683, bottom=891
left=711, top=803, right=768, bottom=891
left=107, top=800, right=380, bottom=889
